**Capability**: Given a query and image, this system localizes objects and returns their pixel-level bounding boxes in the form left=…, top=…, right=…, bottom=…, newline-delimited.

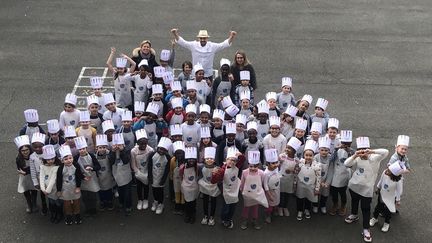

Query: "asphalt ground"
left=1, top=0, right=431, bottom=242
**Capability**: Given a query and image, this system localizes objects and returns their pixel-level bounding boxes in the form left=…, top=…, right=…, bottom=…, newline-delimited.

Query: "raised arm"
left=121, top=53, right=136, bottom=73
left=106, top=47, right=116, bottom=74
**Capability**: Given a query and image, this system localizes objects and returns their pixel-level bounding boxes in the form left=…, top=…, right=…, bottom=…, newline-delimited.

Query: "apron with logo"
left=279, top=156, right=297, bottom=193
left=97, top=155, right=115, bottom=190
left=222, top=166, right=240, bottom=204
left=112, top=152, right=132, bottom=187
left=17, top=159, right=36, bottom=193
left=114, top=75, right=132, bottom=108
left=242, top=171, right=268, bottom=208
left=215, top=80, right=231, bottom=106
left=296, top=163, right=319, bottom=203
left=144, top=122, right=158, bottom=149
left=135, top=150, right=151, bottom=185
left=198, top=166, right=220, bottom=197
left=61, top=165, right=81, bottom=200
left=267, top=170, right=281, bottom=206
left=78, top=155, right=100, bottom=192
left=181, top=166, right=199, bottom=202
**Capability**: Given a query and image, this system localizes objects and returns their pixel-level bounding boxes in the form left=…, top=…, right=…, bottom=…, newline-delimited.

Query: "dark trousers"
left=279, top=192, right=293, bottom=208
left=184, top=200, right=196, bottom=218
left=118, top=182, right=132, bottom=209
left=313, top=195, right=328, bottom=208
left=98, top=189, right=113, bottom=207
left=296, top=197, right=312, bottom=212
left=81, top=191, right=98, bottom=212
left=349, top=189, right=372, bottom=229
left=330, top=186, right=347, bottom=206
left=221, top=201, right=237, bottom=222
left=373, top=193, right=392, bottom=224
left=152, top=186, right=164, bottom=203
left=136, top=181, right=149, bottom=200
left=202, top=194, right=217, bottom=217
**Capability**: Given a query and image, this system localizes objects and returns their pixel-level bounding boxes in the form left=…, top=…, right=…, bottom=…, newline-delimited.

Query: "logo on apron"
left=261, top=133, right=266, bottom=138
left=140, top=161, right=146, bottom=167
left=275, top=181, right=279, bottom=187
left=187, top=137, right=192, bottom=142
left=148, top=132, right=154, bottom=137
left=383, top=184, right=388, bottom=190
left=70, top=120, right=75, bottom=125
left=223, top=89, right=228, bottom=93
left=100, top=166, right=106, bottom=172
left=230, top=176, right=236, bottom=182
left=359, top=168, right=364, bottom=173
left=206, top=177, right=211, bottom=181
left=321, top=171, right=326, bottom=177
left=45, top=175, right=49, bottom=180
left=304, top=176, right=309, bottom=182
left=188, top=176, right=195, bottom=181
left=120, top=84, right=125, bottom=89
left=125, top=140, right=130, bottom=145
left=199, top=90, right=203, bottom=95
left=282, top=102, right=287, bottom=108
left=250, top=184, right=257, bottom=190
left=139, top=86, right=144, bottom=91
left=156, top=163, right=161, bottom=168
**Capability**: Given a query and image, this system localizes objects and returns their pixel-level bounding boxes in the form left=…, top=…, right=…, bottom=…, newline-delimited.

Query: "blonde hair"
left=233, top=50, right=251, bottom=67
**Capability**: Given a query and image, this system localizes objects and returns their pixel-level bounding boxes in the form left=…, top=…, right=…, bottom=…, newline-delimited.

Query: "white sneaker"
left=362, top=229, right=372, bottom=242
left=114, top=191, right=119, bottom=198
left=155, top=203, right=164, bottom=214
left=381, top=223, right=390, bottom=232
left=283, top=208, right=290, bottom=217
left=201, top=216, right=208, bottom=225
left=151, top=201, right=158, bottom=211
left=208, top=217, right=215, bottom=226
left=320, top=207, right=327, bottom=214
left=345, top=214, right=359, bottom=224
left=369, top=217, right=378, bottom=227
left=137, top=200, right=143, bottom=210
left=142, top=200, right=149, bottom=210
left=305, top=209, right=311, bottom=219
left=278, top=208, right=284, bottom=216
left=312, top=206, right=318, bottom=214
left=296, top=211, right=303, bottom=221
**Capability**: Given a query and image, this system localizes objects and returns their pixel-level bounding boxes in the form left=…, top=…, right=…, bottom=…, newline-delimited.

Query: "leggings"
left=202, top=194, right=217, bottom=217
left=279, top=192, right=293, bottom=208
left=330, top=186, right=347, bottom=206
left=242, top=205, right=259, bottom=219
left=152, top=187, right=164, bottom=203
left=118, top=182, right=132, bottom=209
left=136, top=181, right=149, bottom=200
left=349, top=189, right=372, bottom=229
left=296, top=197, right=312, bottom=212
left=313, top=195, right=328, bottom=208
left=184, top=200, right=196, bottom=217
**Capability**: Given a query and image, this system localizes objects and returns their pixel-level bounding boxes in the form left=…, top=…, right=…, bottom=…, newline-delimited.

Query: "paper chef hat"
left=96, top=134, right=108, bottom=146
left=340, top=130, right=353, bottom=143
left=295, top=118, right=308, bottom=131
left=136, top=129, right=148, bottom=141
left=122, top=110, right=133, bottom=121
left=247, top=121, right=258, bottom=131
left=301, top=94, right=313, bottom=105
left=74, top=136, right=88, bottom=150
left=284, top=105, right=298, bottom=118
left=134, top=101, right=145, bottom=112
left=235, top=114, right=247, bottom=125
left=185, top=147, right=198, bottom=159
left=266, top=92, right=277, bottom=101
left=200, top=104, right=211, bottom=114
left=240, top=70, right=250, bottom=81
left=200, top=127, right=211, bottom=138
left=257, top=100, right=269, bottom=114
left=287, top=137, right=302, bottom=151
left=87, top=95, right=99, bottom=107
left=59, top=145, right=72, bottom=159
left=310, top=122, right=322, bottom=134
left=318, top=136, right=331, bottom=149
left=158, top=137, right=172, bottom=150
left=225, top=122, right=236, bottom=134
left=79, top=110, right=90, bottom=122
left=152, top=84, right=163, bottom=94
left=14, top=135, right=30, bottom=148
left=212, top=109, right=225, bottom=120
left=315, top=98, right=328, bottom=110
left=388, top=161, right=406, bottom=176
left=185, top=104, right=197, bottom=114
left=112, top=133, right=125, bottom=145
left=221, top=96, right=234, bottom=109
left=24, top=109, right=39, bottom=123
left=172, top=141, right=185, bottom=152
left=47, top=119, right=60, bottom=134
left=138, top=59, right=148, bottom=68
left=220, top=58, right=231, bottom=68
left=193, top=63, right=204, bottom=74
left=42, top=145, right=56, bottom=160
left=327, top=118, right=339, bottom=129
left=248, top=150, right=260, bottom=164
left=160, top=49, right=171, bottom=61
left=102, top=120, right=115, bottom=133
left=225, top=105, right=239, bottom=117
left=31, top=132, right=46, bottom=144
left=154, top=66, right=166, bottom=78
left=170, top=124, right=182, bottom=136
left=396, top=135, right=410, bottom=147
left=227, top=147, right=239, bottom=159
left=104, top=93, right=115, bottom=105
left=116, top=57, right=127, bottom=68
left=171, top=81, right=182, bottom=92
left=171, top=97, right=183, bottom=109
left=239, top=90, right=251, bottom=101
left=204, top=147, right=216, bottom=159
left=264, top=149, right=278, bottom=163
left=163, top=72, right=174, bottom=85
left=186, top=81, right=197, bottom=91
left=281, top=77, right=292, bottom=88
left=146, top=102, right=160, bottom=115
left=304, top=140, right=318, bottom=153
left=269, top=116, right=280, bottom=127
left=90, top=77, right=104, bottom=89
left=356, top=137, right=370, bottom=149
left=64, top=93, right=77, bottom=106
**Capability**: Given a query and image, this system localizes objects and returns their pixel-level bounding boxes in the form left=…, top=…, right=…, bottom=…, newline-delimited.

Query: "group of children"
left=14, top=46, right=411, bottom=243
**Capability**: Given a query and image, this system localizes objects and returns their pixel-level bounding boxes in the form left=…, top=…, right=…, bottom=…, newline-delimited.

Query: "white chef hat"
left=239, top=90, right=251, bottom=101
left=304, top=140, right=318, bottom=153
left=79, top=110, right=90, bottom=122
left=247, top=121, right=258, bottom=131
left=200, top=127, right=211, bottom=138
left=116, top=57, right=127, bottom=68
left=266, top=92, right=277, bottom=101
left=227, top=147, right=239, bottom=159
left=257, top=100, right=269, bottom=114
left=102, top=120, right=115, bottom=133
left=281, top=77, right=292, bottom=88
left=171, top=81, right=182, bottom=92
left=134, top=101, right=145, bottom=112
left=112, top=133, right=125, bottom=145
left=146, top=102, right=160, bottom=115
left=193, top=63, right=204, bottom=74
left=152, top=84, right=163, bottom=95
left=295, top=118, right=308, bottom=131
left=31, top=132, right=46, bottom=144
left=284, top=105, right=298, bottom=118
left=14, top=135, right=30, bottom=148
left=163, top=72, right=174, bottom=84
left=87, top=95, right=99, bottom=107
left=122, top=110, right=133, bottom=121
left=240, top=70, right=250, bottom=81
left=47, top=119, right=60, bottom=134
left=248, top=150, right=260, bottom=164
left=310, top=122, right=322, bottom=134
left=135, top=129, right=148, bottom=141
left=388, top=161, right=406, bottom=176
left=59, top=145, right=72, bottom=159
left=396, top=135, right=410, bottom=147
left=160, top=49, right=171, bottom=61
left=138, top=59, right=149, bottom=68
left=225, top=122, right=236, bottom=134
left=185, top=104, right=197, bottom=114
left=356, top=137, right=370, bottom=149
left=170, top=124, right=182, bottom=136
left=340, top=130, right=353, bottom=143
left=172, top=141, right=185, bottom=152
left=74, top=136, right=88, bottom=150
left=154, top=66, right=166, bottom=78
left=199, top=104, right=211, bottom=114
left=157, top=137, right=172, bottom=150
left=204, top=147, right=216, bottom=159
left=171, top=97, right=183, bottom=109
left=220, top=58, right=231, bottom=68
left=235, top=114, right=247, bottom=125
left=42, top=145, right=56, bottom=160
left=287, top=137, right=302, bottom=151
left=265, top=149, right=279, bottom=163
left=185, top=147, right=198, bottom=159
left=90, top=77, right=104, bottom=89
left=96, top=134, right=108, bottom=146
left=65, top=125, right=78, bottom=138
left=315, top=98, right=329, bottom=110
left=104, top=93, right=116, bottom=105
left=64, top=93, right=77, bottom=106
left=221, top=96, right=234, bottom=109
left=24, top=109, right=39, bottom=123
left=186, top=81, right=197, bottom=91
left=327, top=118, right=339, bottom=129
left=269, top=116, right=280, bottom=127
left=212, top=109, right=225, bottom=120
left=301, top=94, right=313, bottom=105
left=225, top=105, right=239, bottom=117
left=318, top=136, right=331, bottom=149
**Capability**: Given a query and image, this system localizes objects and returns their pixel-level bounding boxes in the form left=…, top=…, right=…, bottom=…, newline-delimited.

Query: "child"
left=280, top=105, right=298, bottom=140
left=295, top=94, right=313, bottom=133
left=133, top=101, right=146, bottom=126
left=14, top=135, right=37, bottom=213
left=75, top=111, right=97, bottom=154
left=211, top=109, right=225, bottom=144
left=294, top=140, right=321, bottom=221
left=141, top=103, right=160, bottom=149
left=149, top=84, right=167, bottom=119
left=238, top=90, right=253, bottom=118
left=310, top=98, right=329, bottom=134
left=56, top=145, right=84, bottom=225
left=102, top=120, right=115, bottom=149
left=388, top=135, right=411, bottom=171
left=39, top=145, right=62, bottom=223
left=165, top=97, right=186, bottom=125
left=89, top=76, right=107, bottom=114
left=74, top=136, right=101, bottom=216
left=215, top=123, right=242, bottom=166
left=109, top=134, right=133, bottom=216
left=255, top=101, right=270, bottom=142
left=185, top=81, right=200, bottom=107
left=294, top=118, right=308, bottom=159
left=211, top=58, right=233, bottom=108
left=369, top=162, right=404, bottom=232
left=117, top=110, right=136, bottom=153
left=198, top=127, right=217, bottom=169
left=95, top=134, right=115, bottom=211
left=191, top=63, right=211, bottom=105
left=240, top=151, right=267, bottom=230
left=159, top=48, right=175, bottom=74
left=148, top=137, right=172, bottom=214
left=30, top=132, right=48, bottom=215
left=132, top=59, right=152, bottom=104
left=277, top=77, right=296, bottom=111
left=263, top=149, right=281, bottom=224
left=263, top=116, right=287, bottom=155
left=198, top=104, right=212, bottom=128
left=102, top=93, right=125, bottom=130
left=344, top=137, right=389, bottom=243
left=170, top=124, right=183, bottom=142
left=235, top=114, right=248, bottom=143
left=278, top=137, right=302, bottom=217
left=87, top=95, right=104, bottom=134
left=171, top=141, right=186, bottom=215
left=19, top=109, right=45, bottom=140
left=131, top=129, right=154, bottom=210
left=59, top=93, right=80, bottom=129
left=165, top=81, right=188, bottom=106
left=181, top=104, right=201, bottom=148
left=180, top=147, right=199, bottom=223
left=225, top=104, right=240, bottom=124
left=326, top=118, right=341, bottom=154
left=241, top=121, right=265, bottom=169
left=64, top=126, right=78, bottom=157
left=266, top=92, right=280, bottom=117
left=234, top=70, right=254, bottom=108
left=178, top=61, right=193, bottom=92
left=45, top=119, right=65, bottom=155
left=198, top=147, right=220, bottom=226
left=308, top=122, right=322, bottom=142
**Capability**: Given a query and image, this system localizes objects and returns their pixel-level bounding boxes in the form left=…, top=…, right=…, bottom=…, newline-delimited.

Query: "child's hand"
left=171, top=28, right=178, bottom=35
left=17, top=169, right=26, bottom=175
left=75, top=188, right=81, bottom=194
left=84, top=176, right=91, bottom=181
left=43, top=191, right=48, bottom=195
left=314, top=190, right=320, bottom=195
left=85, top=166, right=93, bottom=171
left=57, top=191, right=62, bottom=197
left=110, top=47, right=116, bottom=54
left=396, top=201, right=401, bottom=207
left=120, top=53, right=128, bottom=59
left=228, top=73, right=234, bottom=81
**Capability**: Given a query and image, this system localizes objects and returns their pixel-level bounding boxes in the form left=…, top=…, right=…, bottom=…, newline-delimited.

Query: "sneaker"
left=227, top=220, right=234, bottom=229
left=265, top=215, right=271, bottom=224
left=142, top=200, right=149, bottom=210
left=252, top=220, right=261, bottom=230
left=155, top=204, right=164, bottom=214
left=151, top=201, right=158, bottom=211
left=297, top=211, right=303, bottom=221
left=362, top=229, right=372, bottom=242
left=125, top=208, right=132, bottom=216
left=201, top=216, right=208, bottom=225
left=208, top=217, right=215, bottom=226
left=240, top=220, right=248, bottom=230
left=137, top=200, right=143, bottom=210
left=26, top=207, right=32, bottom=214
left=114, top=191, right=119, bottom=198
left=98, top=204, right=106, bottom=212
left=106, top=203, right=115, bottom=211
left=345, top=214, right=359, bottom=224
left=283, top=208, right=290, bottom=217
left=74, top=214, right=82, bottom=225
left=312, top=206, right=318, bottom=214
left=277, top=208, right=284, bottom=217
left=338, top=207, right=347, bottom=216
left=305, top=209, right=311, bottom=219
left=328, top=205, right=338, bottom=216
left=381, top=223, right=390, bottom=232
left=320, top=207, right=327, bottom=214
left=65, top=215, right=73, bottom=225
left=369, top=217, right=378, bottom=227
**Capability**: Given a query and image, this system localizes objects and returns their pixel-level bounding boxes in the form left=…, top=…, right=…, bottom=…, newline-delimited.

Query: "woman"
left=230, top=50, right=257, bottom=98
left=131, top=40, right=159, bottom=73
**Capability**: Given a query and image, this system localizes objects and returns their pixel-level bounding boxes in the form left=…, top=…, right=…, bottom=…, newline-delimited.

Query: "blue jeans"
left=221, top=201, right=237, bottom=222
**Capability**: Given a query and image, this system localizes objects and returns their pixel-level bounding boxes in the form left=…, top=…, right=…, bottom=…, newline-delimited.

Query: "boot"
left=328, top=203, right=338, bottom=216
left=338, top=204, right=347, bottom=216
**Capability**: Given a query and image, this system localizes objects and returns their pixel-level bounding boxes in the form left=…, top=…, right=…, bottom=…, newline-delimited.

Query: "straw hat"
left=196, top=30, right=210, bottom=38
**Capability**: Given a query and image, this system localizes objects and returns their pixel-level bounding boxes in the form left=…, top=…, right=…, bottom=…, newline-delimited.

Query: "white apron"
left=380, top=175, right=400, bottom=213
left=135, top=150, right=151, bottom=185
left=279, top=156, right=297, bottom=193
left=61, top=165, right=81, bottom=200
left=114, top=75, right=132, bottom=108
left=316, top=157, right=330, bottom=197
left=222, top=166, right=240, bottom=204
left=215, top=80, right=231, bottom=106
left=170, top=114, right=184, bottom=125
left=198, top=167, right=220, bottom=197
left=181, top=167, right=199, bottom=202
left=242, top=171, right=268, bottom=208
left=331, top=149, right=351, bottom=187
left=77, top=155, right=100, bottom=192
left=112, top=153, right=132, bottom=187
left=17, top=159, right=35, bottom=193
left=144, top=122, right=157, bottom=149
left=296, top=163, right=319, bottom=203
left=41, top=166, right=59, bottom=200
left=122, top=129, right=135, bottom=152
left=97, top=155, right=115, bottom=190
left=267, top=171, right=281, bottom=206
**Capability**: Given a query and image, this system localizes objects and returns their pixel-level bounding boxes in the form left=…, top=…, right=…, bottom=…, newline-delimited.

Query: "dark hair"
left=16, top=145, right=32, bottom=168
left=388, top=169, right=402, bottom=182
left=42, top=156, right=61, bottom=166
left=182, top=61, right=193, bottom=71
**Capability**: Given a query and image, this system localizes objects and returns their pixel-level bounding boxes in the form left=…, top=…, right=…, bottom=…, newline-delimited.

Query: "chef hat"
left=64, top=126, right=76, bottom=138
left=154, top=66, right=166, bottom=78
left=239, top=90, right=251, bottom=101
left=281, top=77, right=292, bottom=88
left=121, top=110, right=132, bottom=121
left=90, top=77, right=104, bottom=89
left=340, top=130, right=353, bottom=143
left=186, top=81, right=197, bottom=91
left=47, top=119, right=60, bottom=134
left=157, top=137, right=172, bottom=150
left=295, top=118, right=308, bottom=131
left=135, top=129, right=148, bottom=141
left=14, top=135, right=30, bottom=148
left=185, top=104, right=197, bottom=114
left=146, top=102, right=160, bottom=115
left=104, top=93, right=115, bottom=105
left=152, top=84, right=163, bottom=95
left=301, top=94, right=313, bottom=105
left=227, top=147, right=239, bottom=159
left=24, top=109, right=39, bottom=123
left=185, top=147, right=198, bottom=159
left=284, top=105, right=298, bottom=118
left=96, top=134, right=108, bottom=146
left=102, top=120, right=115, bottom=133
left=225, top=105, right=239, bottom=118
left=59, top=145, right=72, bottom=159
left=160, top=49, right=171, bottom=61
left=265, top=149, right=279, bottom=163
left=221, top=96, right=234, bottom=109
left=112, top=133, right=125, bottom=145
left=204, top=147, right=216, bottom=159
left=172, top=141, right=185, bottom=152
left=388, top=161, right=406, bottom=176
left=315, top=98, right=329, bottom=110
left=212, top=109, right=225, bottom=120
left=220, top=58, right=231, bottom=68
left=287, top=137, right=302, bottom=151
left=74, top=136, right=88, bottom=150
left=310, top=122, right=322, bottom=134
left=247, top=121, right=258, bottom=131
left=64, top=93, right=77, bottom=106
left=170, top=124, right=182, bottom=136
left=87, top=95, right=99, bottom=107
left=116, top=57, right=127, bottom=68
left=240, top=70, right=250, bottom=81
left=248, top=150, right=260, bottom=164
left=171, top=97, right=183, bottom=109
left=42, top=145, right=56, bottom=160
left=171, top=81, right=182, bottom=92
left=31, top=132, right=46, bottom=144
left=134, top=101, right=145, bottom=112
left=199, top=104, right=211, bottom=114
left=138, top=59, right=149, bottom=68
left=269, top=116, right=280, bottom=127
left=225, top=122, right=236, bottom=134
left=327, top=118, right=339, bottom=129
left=257, top=100, right=269, bottom=114
left=163, top=72, right=174, bottom=85
left=235, top=114, right=247, bottom=125
left=318, top=136, right=331, bottom=149
left=396, top=135, right=410, bottom=147
left=193, top=63, right=204, bottom=74
left=304, top=140, right=318, bottom=153
left=266, top=92, right=277, bottom=101
left=200, top=127, right=211, bottom=138
left=356, top=137, right=370, bottom=149
left=79, top=110, right=90, bottom=122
